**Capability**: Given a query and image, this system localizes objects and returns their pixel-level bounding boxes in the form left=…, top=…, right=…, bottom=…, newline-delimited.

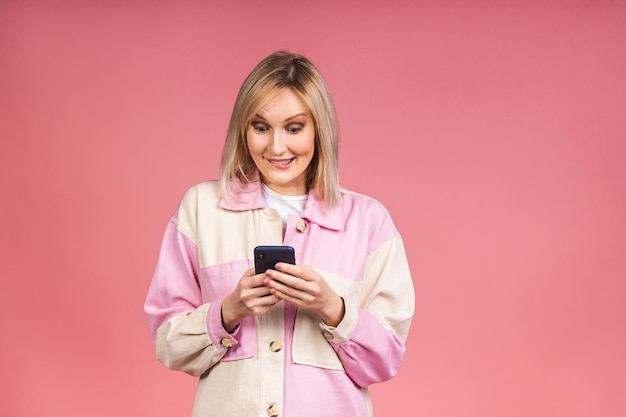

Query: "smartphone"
left=254, top=245, right=296, bottom=274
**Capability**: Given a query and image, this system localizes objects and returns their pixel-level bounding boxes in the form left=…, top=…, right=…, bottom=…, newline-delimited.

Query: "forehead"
left=256, top=88, right=310, bottom=117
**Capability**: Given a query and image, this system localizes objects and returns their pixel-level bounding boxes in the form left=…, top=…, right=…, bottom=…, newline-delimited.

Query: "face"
left=247, top=88, right=315, bottom=195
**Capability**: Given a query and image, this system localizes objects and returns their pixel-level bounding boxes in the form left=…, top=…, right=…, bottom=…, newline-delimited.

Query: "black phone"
left=254, top=246, right=296, bottom=274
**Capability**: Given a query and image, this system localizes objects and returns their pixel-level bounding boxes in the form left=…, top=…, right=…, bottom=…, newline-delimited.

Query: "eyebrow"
left=252, top=112, right=308, bottom=122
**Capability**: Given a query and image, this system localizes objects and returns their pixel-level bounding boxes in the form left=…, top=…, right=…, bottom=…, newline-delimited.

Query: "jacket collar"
left=219, top=174, right=344, bottom=231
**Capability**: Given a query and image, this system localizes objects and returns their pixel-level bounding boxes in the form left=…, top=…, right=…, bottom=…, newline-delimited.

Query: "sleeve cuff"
left=207, top=299, right=239, bottom=352
left=319, top=297, right=358, bottom=344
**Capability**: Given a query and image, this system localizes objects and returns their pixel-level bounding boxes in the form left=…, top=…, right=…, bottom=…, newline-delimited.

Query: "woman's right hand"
left=220, top=267, right=281, bottom=332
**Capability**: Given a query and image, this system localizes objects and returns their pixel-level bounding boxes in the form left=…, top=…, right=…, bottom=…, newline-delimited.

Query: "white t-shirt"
left=262, top=184, right=307, bottom=231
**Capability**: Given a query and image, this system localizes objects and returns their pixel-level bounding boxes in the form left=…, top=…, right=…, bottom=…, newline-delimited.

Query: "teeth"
left=271, top=159, right=293, bottom=166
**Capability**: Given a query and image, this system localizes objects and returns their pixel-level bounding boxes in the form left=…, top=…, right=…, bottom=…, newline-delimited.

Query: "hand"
left=221, top=267, right=281, bottom=332
left=264, top=263, right=345, bottom=327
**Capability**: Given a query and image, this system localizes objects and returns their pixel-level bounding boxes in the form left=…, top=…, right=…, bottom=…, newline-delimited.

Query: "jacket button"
left=220, top=338, right=233, bottom=348
left=296, top=220, right=307, bottom=233
left=267, top=403, right=281, bottom=416
left=269, top=340, right=283, bottom=352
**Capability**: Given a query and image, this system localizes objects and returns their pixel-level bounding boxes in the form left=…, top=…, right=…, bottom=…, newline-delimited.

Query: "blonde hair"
left=219, top=51, right=341, bottom=207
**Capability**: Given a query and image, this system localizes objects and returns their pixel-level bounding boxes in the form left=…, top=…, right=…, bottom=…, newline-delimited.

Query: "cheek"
left=246, top=132, right=264, bottom=155
left=293, top=133, right=316, bottom=156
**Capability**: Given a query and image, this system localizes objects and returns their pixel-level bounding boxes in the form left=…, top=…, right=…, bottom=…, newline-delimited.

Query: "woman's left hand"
left=264, top=263, right=345, bottom=327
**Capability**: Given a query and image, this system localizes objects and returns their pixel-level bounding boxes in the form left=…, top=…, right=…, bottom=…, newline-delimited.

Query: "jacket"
left=144, top=178, right=415, bottom=417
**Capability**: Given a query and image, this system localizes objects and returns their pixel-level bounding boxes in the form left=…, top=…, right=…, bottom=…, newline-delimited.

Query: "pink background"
left=1, top=1, right=625, bottom=416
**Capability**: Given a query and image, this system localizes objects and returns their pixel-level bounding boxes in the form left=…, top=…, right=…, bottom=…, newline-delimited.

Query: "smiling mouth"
left=268, top=157, right=295, bottom=167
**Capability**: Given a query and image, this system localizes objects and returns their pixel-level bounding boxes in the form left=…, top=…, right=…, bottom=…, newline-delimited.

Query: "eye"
left=286, top=124, right=303, bottom=134
left=252, top=123, right=269, bottom=133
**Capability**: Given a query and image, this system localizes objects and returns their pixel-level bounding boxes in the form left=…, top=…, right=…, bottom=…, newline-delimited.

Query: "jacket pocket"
left=198, top=259, right=250, bottom=303
left=291, top=269, right=361, bottom=370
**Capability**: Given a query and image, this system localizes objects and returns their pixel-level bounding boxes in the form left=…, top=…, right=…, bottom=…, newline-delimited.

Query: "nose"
left=269, top=130, right=287, bottom=155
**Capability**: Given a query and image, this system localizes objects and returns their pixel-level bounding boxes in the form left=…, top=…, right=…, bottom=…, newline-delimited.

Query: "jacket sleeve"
left=321, top=233, right=415, bottom=387
left=144, top=216, right=238, bottom=377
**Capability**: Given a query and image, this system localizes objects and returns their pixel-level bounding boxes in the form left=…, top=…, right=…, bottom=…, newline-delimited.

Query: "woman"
left=145, top=51, right=415, bottom=417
